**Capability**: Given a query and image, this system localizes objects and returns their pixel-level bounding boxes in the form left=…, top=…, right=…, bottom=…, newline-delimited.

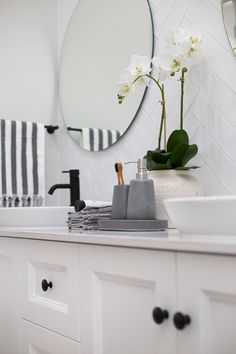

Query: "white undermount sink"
left=0, top=206, right=73, bottom=228
left=164, top=196, right=236, bottom=236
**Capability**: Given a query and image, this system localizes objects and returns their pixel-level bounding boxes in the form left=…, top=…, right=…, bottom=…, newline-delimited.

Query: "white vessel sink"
left=0, top=206, right=73, bottom=228
left=164, top=196, right=236, bottom=236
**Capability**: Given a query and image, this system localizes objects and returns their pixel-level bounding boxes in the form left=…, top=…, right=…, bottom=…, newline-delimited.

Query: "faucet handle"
left=62, top=170, right=80, bottom=174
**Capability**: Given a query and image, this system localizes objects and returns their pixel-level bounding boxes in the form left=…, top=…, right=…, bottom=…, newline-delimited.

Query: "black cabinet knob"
left=41, top=279, right=53, bottom=292
left=173, top=312, right=191, bottom=330
left=152, top=307, right=169, bottom=324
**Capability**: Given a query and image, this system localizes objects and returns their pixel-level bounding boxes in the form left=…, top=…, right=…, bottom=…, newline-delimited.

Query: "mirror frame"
left=221, top=0, right=236, bottom=57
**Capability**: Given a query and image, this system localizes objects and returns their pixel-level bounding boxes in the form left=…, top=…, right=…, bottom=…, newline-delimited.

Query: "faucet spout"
left=48, top=184, right=71, bottom=195
left=48, top=169, right=80, bottom=206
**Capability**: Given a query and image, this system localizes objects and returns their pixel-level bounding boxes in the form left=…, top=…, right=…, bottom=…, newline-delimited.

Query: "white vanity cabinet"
left=1, top=232, right=236, bottom=354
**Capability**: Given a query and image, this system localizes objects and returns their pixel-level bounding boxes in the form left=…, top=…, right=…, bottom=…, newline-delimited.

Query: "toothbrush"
left=115, top=163, right=125, bottom=185
left=118, top=163, right=125, bottom=185
left=114, top=163, right=120, bottom=185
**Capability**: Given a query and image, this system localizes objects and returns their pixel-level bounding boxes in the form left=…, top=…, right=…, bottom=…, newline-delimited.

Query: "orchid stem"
left=180, top=68, right=187, bottom=130
left=134, top=75, right=166, bottom=150
left=162, top=84, right=167, bottom=150
left=157, top=85, right=166, bottom=150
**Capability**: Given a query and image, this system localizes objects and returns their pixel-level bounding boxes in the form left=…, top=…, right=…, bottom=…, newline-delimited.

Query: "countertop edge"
left=0, top=228, right=236, bottom=256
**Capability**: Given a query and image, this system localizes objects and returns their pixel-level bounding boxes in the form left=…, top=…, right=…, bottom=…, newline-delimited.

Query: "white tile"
left=142, top=89, right=159, bottom=117
left=187, top=0, right=232, bottom=54
left=190, top=65, right=236, bottom=128
left=157, top=0, right=193, bottom=45
left=192, top=155, right=230, bottom=195
left=205, top=0, right=221, bottom=11
left=125, top=110, right=159, bottom=155
left=181, top=15, right=236, bottom=93
left=190, top=93, right=236, bottom=164
left=151, top=0, right=176, bottom=35
left=184, top=112, right=200, bottom=140
left=193, top=125, right=236, bottom=194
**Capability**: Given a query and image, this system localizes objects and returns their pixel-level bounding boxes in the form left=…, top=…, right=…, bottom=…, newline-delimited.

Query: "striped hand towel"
left=0, top=119, right=45, bottom=207
left=81, top=128, right=122, bottom=151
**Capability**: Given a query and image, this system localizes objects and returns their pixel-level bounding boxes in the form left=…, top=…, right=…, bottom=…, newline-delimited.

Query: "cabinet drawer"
left=20, top=240, right=80, bottom=340
left=20, top=319, right=80, bottom=354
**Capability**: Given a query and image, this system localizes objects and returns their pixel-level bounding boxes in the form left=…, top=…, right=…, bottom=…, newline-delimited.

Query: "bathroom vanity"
left=0, top=228, right=236, bottom=354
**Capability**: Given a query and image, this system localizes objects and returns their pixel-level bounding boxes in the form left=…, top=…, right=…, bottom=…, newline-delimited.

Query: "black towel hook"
left=44, top=125, right=59, bottom=134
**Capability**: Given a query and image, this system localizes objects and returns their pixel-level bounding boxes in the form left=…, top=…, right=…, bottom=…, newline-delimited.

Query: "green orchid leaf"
left=146, top=151, right=153, bottom=170
left=175, top=166, right=200, bottom=170
left=154, top=148, right=161, bottom=153
left=154, top=164, right=171, bottom=170
left=151, top=151, right=171, bottom=164
left=170, top=143, right=189, bottom=168
left=148, top=161, right=170, bottom=170
left=170, top=143, right=198, bottom=168
left=167, top=129, right=189, bottom=152
left=146, top=149, right=171, bottom=170
left=182, top=144, right=198, bottom=166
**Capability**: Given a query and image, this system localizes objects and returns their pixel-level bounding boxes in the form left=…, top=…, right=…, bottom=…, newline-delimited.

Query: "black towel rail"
left=44, top=125, right=59, bottom=134
left=67, top=127, right=82, bottom=132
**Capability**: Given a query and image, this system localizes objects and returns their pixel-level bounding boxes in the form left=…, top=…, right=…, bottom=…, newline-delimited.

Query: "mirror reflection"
left=59, top=0, right=153, bottom=152
left=222, top=0, right=236, bottom=56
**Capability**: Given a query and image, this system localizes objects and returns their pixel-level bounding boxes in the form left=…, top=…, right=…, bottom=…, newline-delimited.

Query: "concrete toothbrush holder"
left=111, top=185, right=129, bottom=219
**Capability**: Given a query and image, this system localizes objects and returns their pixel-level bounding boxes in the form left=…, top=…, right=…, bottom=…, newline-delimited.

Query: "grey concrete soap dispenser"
left=126, top=159, right=156, bottom=220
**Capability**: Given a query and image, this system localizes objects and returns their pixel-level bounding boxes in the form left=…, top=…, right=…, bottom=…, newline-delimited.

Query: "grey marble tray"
left=98, top=219, right=168, bottom=232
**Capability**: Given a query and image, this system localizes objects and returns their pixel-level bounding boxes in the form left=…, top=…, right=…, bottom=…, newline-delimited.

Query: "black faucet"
left=48, top=170, right=80, bottom=206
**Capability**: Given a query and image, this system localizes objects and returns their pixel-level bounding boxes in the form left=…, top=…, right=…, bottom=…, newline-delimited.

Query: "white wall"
left=0, top=0, right=59, bottom=205
left=1, top=0, right=236, bottom=206
left=57, top=0, right=236, bottom=204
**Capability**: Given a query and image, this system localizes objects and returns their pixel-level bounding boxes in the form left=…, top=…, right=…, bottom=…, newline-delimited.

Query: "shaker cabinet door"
left=79, top=245, right=177, bottom=354
left=177, top=253, right=236, bottom=354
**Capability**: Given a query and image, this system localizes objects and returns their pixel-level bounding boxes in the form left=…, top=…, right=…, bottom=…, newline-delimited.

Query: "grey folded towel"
left=68, top=206, right=112, bottom=231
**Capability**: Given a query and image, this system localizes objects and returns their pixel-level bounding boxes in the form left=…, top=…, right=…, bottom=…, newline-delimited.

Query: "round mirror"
left=222, top=0, right=236, bottom=56
left=59, top=0, right=153, bottom=152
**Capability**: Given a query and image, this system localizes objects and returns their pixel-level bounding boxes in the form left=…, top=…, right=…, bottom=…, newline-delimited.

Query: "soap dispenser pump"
left=126, top=159, right=156, bottom=220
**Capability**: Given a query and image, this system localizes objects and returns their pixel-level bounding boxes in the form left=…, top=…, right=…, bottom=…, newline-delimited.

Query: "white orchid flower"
left=159, top=53, right=188, bottom=73
left=165, top=28, right=202, bottom=68
left=127, top=55, right=151, bottom=79
left=185, top=28, right=202, bottom=47
left=117, top=70, right=135, bottom=98
left=165, top=28, right=188, bottom=54
left=152, top=56, right=170, bottom=82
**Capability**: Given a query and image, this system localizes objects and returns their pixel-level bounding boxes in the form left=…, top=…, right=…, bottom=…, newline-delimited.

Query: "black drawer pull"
left=173, top=312, right=191, bottom=330
left=41, top=279, right=53, bottom=292
left=152, top=307, right=169, bottom=324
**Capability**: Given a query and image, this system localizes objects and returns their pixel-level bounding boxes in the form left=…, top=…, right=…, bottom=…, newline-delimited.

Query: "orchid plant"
left=117, top=27, right=203, bottom=171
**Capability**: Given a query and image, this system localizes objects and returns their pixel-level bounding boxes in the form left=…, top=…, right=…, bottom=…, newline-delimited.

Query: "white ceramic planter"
left=148, top=170, right=204, bottom=227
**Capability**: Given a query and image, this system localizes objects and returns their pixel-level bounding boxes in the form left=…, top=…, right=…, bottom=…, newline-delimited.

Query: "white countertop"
left=0, top=227, right=236, bottom=256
